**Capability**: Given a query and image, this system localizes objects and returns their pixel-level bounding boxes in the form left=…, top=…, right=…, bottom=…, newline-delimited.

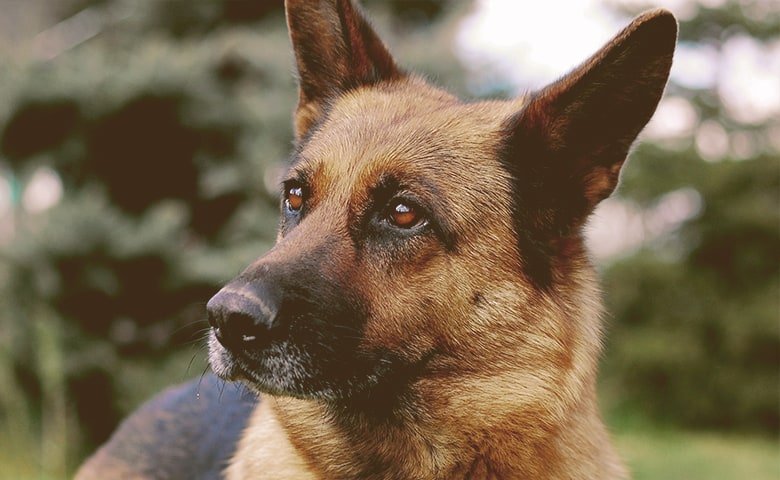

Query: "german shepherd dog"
left=77, top=1, right=676, bottom=478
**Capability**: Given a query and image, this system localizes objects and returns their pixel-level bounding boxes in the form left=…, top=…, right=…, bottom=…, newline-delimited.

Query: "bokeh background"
left=0, top=0, right=777, bottom=478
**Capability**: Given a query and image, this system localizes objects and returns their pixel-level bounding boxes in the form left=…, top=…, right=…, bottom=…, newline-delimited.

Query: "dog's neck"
left=228, top=370, right=626, bottom=480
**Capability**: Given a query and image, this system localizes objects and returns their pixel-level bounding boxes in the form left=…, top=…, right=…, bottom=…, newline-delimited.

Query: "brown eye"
left=389, top=201, right=421, bottom=228
left=286, top=186, right=304, bottom=211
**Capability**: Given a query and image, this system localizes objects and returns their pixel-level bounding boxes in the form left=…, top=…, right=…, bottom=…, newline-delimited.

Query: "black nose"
left=206, top=286, right=278, bottom=351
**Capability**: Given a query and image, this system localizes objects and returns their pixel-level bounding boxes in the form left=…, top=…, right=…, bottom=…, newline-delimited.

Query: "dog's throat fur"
left=227, top=376, right=625, bottom=480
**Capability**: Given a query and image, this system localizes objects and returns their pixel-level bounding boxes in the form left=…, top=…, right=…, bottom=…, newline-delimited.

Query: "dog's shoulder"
left=75, top=373, right=258, bottom=480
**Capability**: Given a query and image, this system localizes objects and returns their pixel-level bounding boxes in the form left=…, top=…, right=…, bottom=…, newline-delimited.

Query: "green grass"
left=615, top=428, right=779, bottom=480
left=0, top=351, right=211, bottom=480
left=0, top=430, right=60, bottom=480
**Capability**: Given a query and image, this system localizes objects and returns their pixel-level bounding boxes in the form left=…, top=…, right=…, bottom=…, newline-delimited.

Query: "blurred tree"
left=0, top=0, right=472, bottom=474
left=601, top=0, right=779, bottom=434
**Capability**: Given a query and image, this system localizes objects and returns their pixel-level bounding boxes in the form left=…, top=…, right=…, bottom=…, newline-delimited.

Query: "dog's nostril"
left=227, top=311, right=252, bottom=334
left=218, top=310, right=267, bottom=349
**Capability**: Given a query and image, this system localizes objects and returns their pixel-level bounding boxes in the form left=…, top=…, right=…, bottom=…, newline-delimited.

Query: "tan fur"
left=227, top=400, right=317, bottom=480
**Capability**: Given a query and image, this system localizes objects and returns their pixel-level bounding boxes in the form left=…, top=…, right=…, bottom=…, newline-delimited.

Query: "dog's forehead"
left=293, top=81, right=521, bottom=191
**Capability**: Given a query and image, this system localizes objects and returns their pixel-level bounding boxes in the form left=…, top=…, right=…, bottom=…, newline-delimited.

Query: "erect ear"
left=285, top=0, right=402, bottom=139
left=501, top=9, right=676, bottom=258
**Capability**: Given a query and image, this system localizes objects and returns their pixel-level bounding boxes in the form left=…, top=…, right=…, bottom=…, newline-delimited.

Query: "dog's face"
left=208, top=0, right=676, bottom=404
left=208, top=83, right=521, bottom=400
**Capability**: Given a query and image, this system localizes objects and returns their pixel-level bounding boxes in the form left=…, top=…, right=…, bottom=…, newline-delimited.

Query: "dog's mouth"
left=207, top=327, right=392, bottom=400
left=205, top=284, right=437, bottom=404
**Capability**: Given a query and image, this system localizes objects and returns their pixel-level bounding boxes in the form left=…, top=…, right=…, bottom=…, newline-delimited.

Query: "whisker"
left=170, top=318, right=209, bottom=337
left=180, top=328, right=212, bottom=347
left=196, top=364, right=211, bottom=398
left=218, top=378, right=227, bottom=403
left=183, top=345, right=207, bottom=380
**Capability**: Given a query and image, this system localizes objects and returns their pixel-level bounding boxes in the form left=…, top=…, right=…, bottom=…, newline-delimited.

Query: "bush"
left=602, top=152, right=780, bottom=433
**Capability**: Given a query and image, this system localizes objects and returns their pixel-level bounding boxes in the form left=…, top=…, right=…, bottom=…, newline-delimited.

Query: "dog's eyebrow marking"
left=287, top=151, right=311, bottom=173
left=283, top=159, right=316, bottom=188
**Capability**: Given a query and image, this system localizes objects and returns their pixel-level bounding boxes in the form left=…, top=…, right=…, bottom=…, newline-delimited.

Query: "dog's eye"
left=388, top=200, right=423, bottom=229
left=285, top=185, right=304, bottom=212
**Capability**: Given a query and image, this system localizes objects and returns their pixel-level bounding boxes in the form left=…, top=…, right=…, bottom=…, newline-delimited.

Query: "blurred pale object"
left=586, top=188, right=703, bottom=260
left=644, top=96, right=699, bottom=141
left=617, top=0, right=700, bottom=19
left=673, top=43, right=719, bottom=90
left=22, top=166, right=63, bottom=213
left=457, top=0, right=780, bottom=132
left=719, top=36, right=780, bottom=125
left=0, top=172, right=11, bottom=217
left=695, top=120, right=730, bottom=161
left=456, top=0, right=617, bottom=91
left=730, top=130, right=760, bottom=159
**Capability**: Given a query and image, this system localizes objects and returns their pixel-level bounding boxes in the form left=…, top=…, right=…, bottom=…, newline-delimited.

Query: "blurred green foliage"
left=0, top=0, right=776, bottom=478
left=600, top=0, right=779, bottom=435
left=604, top=153, right=779, bottom=432
left=0, top=0, right=468, bottom=475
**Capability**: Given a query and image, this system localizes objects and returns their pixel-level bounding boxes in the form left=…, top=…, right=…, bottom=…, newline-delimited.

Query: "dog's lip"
left=223, top=349, right=253, bottom=381
left=215, top=347, right=308, bottom=397
left=210, top=339, right=257, bottom=382
left=233, top=365, right=265, bottom=387
left=213, top=343, right=290, bottom=391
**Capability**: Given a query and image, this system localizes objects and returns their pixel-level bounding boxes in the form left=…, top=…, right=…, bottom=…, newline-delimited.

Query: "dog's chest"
left=225, top=401, right=317, bottom=480
left=225, top=401, right=508, bottom=480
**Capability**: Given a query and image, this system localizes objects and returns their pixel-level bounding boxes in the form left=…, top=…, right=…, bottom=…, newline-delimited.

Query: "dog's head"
left=208, top=0, right=676, bottom=405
